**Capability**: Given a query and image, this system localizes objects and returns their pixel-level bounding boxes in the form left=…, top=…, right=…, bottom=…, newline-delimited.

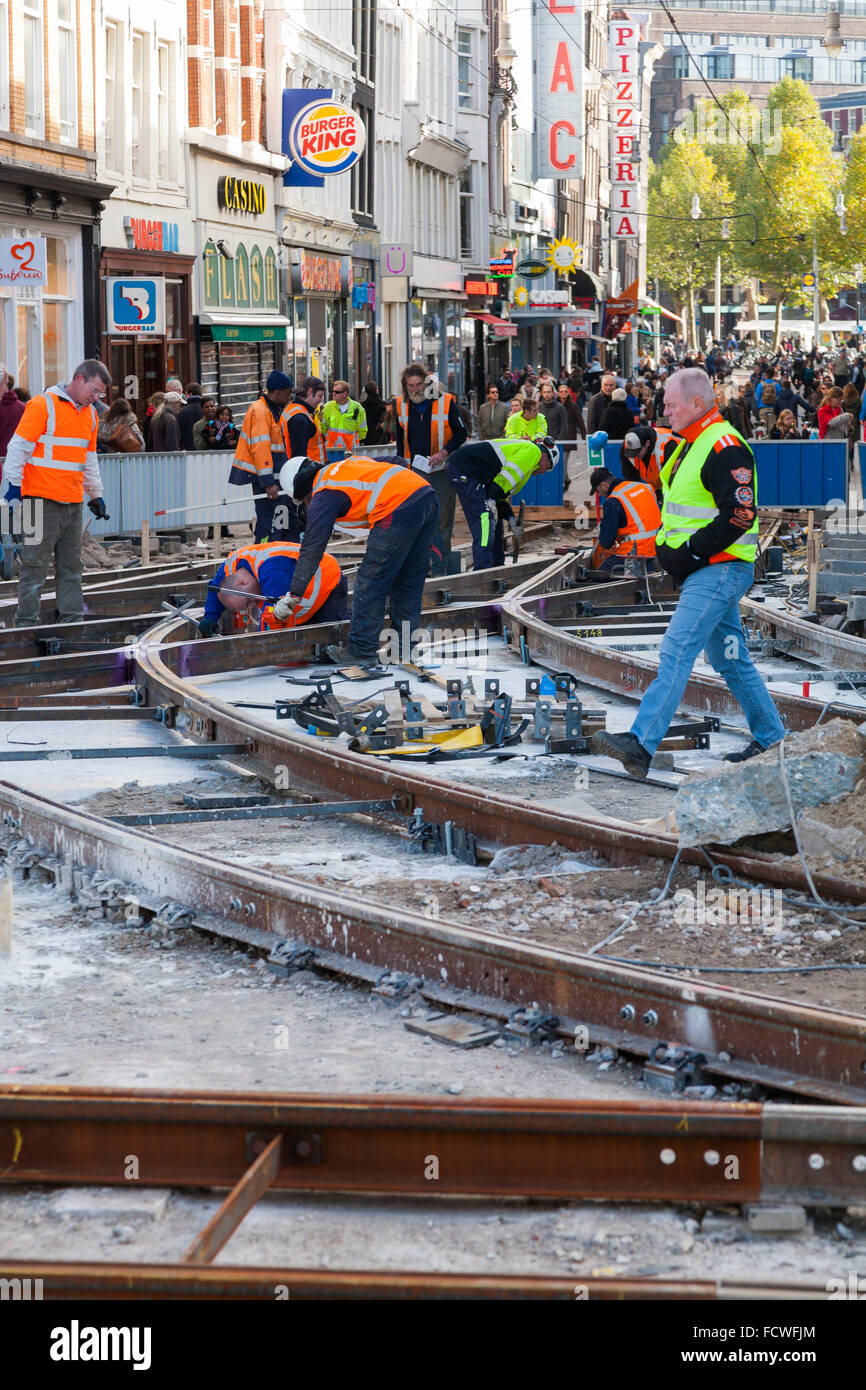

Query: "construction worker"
left=198, top=538, right=347, bottom=637
left=591, top=368, right=785, bottom=778
left=446, top=437, right=557, bottom=570
left=3, top=359, right=111, bottom=627
left=394, top=363, right=467, bottom=575
left=503, top=391, right=548, bottom=441
left=588, top=463, right=661, bottom=573
left=319, top=381, right=367, bottom=457
left=272, top=375, right=325, bottom=541
left=274, top=455, right=438, bottom=669
left=621, top=423, right=676, bottom=498
left=230, top=371, right=294, bottom=542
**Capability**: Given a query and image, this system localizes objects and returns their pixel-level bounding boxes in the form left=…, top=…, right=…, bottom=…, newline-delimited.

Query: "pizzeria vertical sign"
left=535, top=0, right=585, bottom=181
left=610, top=13, right=641, bottom=242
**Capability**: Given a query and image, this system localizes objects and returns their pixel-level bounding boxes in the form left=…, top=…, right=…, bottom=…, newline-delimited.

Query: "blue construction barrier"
left=600, top=438, right=847, bottom=507
left=511, top=445, right=565, bottom=506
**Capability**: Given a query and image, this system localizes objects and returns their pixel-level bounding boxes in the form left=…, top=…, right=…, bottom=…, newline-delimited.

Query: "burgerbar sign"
left=287, top=101, right=365, bottom=179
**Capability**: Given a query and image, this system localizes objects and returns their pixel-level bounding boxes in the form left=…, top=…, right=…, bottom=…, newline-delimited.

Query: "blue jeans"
left=347, top=490, right=440, bottom=659
left=631, top=561, right=786, bottom=756
left=449, top=471, right=505, bottom=569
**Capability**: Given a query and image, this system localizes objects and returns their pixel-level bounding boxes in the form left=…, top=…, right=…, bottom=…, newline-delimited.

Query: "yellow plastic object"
left=375, top=724, right=484, bottom=756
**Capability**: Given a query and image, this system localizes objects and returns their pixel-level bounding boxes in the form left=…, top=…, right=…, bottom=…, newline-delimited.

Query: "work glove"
left=658, top=539, right=707, bottom=583
left=485, top=497, right=499, bottom=521
left=88, top=497, right=110, bottom=521
left=4, top=485, right=21, bottom=504
left=198, top=618, right=219, bottom=638
left=273, top=592, right=302, bottom=621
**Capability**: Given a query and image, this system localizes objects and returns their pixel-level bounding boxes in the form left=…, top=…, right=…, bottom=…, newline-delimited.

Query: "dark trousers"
left=427, top=468, right=456, bottom=574
left=254, top=493, right=302, bottom=542
left=314, top=574, right=349, bottom=624
left=347, top=490, right=440, bottom=660
left=450, top=472, right=504, bottom=570
left=15, top=499, right=83, bottom=626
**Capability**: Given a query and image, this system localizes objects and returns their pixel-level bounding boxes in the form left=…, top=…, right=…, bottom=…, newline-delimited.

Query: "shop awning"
left=468, top=312, right=518, bottom=337
left=199, top=313, right=291, bottom=343
left=641, top=298, right=683, bottom=324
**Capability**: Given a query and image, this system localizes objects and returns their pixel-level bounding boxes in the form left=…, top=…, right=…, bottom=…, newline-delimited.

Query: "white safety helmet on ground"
left=279, top=457, right=311, bottom=496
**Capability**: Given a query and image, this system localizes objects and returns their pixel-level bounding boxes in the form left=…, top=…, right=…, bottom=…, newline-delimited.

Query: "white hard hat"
left=279, top=457, right=310, bottom=496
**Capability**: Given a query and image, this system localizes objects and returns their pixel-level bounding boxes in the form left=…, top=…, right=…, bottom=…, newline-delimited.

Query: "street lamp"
left=495, top=20, right=517, bottom=72
left=822, top=3, right=844, bottom=59
left=690, top=194, right=701, bottom=220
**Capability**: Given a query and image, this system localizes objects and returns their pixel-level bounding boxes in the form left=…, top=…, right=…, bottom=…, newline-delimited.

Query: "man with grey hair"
left=586, top=372, right=617, bottom=434
left=591, top=366, right=785, bottom=776
left=4, top=359, right=111, bottom=625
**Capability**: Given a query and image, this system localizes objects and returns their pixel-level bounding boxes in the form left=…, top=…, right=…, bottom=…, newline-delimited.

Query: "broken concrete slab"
left=745, top=1203, right=808, bottom=1235
left=674, top=720, right=865, bottom=848
left=797, top=815, right=866, bottom=864
left=51, top=1187, right=170, bottom=1221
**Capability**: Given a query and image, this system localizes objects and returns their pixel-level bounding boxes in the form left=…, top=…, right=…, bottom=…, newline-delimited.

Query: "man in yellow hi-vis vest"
left=590, top=369, right=785, bottom=779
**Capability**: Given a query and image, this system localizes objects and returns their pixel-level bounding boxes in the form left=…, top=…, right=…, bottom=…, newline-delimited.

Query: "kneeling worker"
left=446, top=436, right=556, bottom=570
left=273, top=454, right=438, bottom=669
left=588, top=457, right=661, bottom=573
left=198, top=535, right=347, bottom=637
left=591, top=368, right=785, bottom=778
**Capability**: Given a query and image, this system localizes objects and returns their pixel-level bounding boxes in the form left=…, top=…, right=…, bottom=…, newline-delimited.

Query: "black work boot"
left=723, top=738, right=780, bottom=764
left=325, top=643, right=385, bottom=671
left=590, top=729, right=652, bottom=781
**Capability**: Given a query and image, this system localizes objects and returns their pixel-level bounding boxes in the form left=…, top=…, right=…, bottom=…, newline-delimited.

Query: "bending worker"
left=591, top=368, right=785, bottom=778
left=230, top=371, right=294, bottom=541
left=274, top=454, right=438, bottom=669
left=588, top=458, right=661, bottom=573
left=3, top=359, right=111, bottom=627
left=198, top=536, right=347, bottom=637
left=446, top=436, right=556, bottom=570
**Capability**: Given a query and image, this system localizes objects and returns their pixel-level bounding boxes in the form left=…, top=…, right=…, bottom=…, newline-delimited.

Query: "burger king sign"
left=283, top=88, right=365, bottom=188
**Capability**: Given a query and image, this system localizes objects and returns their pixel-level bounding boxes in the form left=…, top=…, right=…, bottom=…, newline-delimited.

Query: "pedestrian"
left=197, top=537, right=347, bottom=638
left=165, top=376, right=186, bottom=402
left=776, top=376, right=812, bottom=426
left=3, top=359, right=111, bottom=627
left=818, top=387, right=843, bottom=438
left=599, top=387, right=634, bottom=440
left=149, top=391, right=184, bottom=451
left=504, top=391, right=548, bottom=441
left=477, top=384, right=510, bottom=440
left=319, top=380, right=367, bottom=456
left=394, top=363, right=467, bottom=575
left=446, top=437, right=556, bottom=570
left=588, top=459, right=661, bottom=573
left=279, top=455, right=439, bottom=669
left=142, top=391, right=164, bottom=450
left=538, top=381, right=567, bottom=442
left=557, top=383, right=586, bottom=440
left=192, top=398, right=218, bottom=449
left=586, top=372, right=616, bottom=433
left=757, top=378, right=778, bottom=434
left=229, top=371, right=294, bottom=541
left=771, top=410, right=805, bottom=441
left=204, top=405, right=240, bottom=450
left=590, top=368, right=785, bottom=776
left=833, top=347, right=850, bottom=388
left=177, top=384, right=205, bottom=449
left=497, top=369, right=518, bottom=402
left=361, top=382, right=386, bottom=444
left=585, top=358, right=603, bottom=395
left=0, top=364, right=25, bottom=458
left=842, top=381, right=861, bottom=422
left=97, top=399, right=144, bottom=453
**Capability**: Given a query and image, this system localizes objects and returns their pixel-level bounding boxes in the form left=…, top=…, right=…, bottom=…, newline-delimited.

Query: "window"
left=351, top=102, right=374, bottom=221
left=786, top=55, right=813, bottom=81
left=353, top=0, right=375, bottom=86
left=672, top=53, right=689, bottom=79
left=104, top=23, right=122, bottom=170
left=157, top=42, right=175, bottom=180
left=131, top=33, right=148, bottom=178
left=706, top=54, right=734, bottom=80
left=24, top=0, right=44, bottom=138
left=458, top=29, right=472, bottom=108
left=459, top=166, right=473, bottom=259
left=0, top=0, right=9, bottom=129
left=57, top=0, right=77, bottom=144
left=229, top=13, right=242, bottom=137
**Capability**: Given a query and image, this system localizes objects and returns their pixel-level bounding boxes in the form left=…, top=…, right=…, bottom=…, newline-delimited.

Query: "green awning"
left=209, top=324, right=287, bottom=342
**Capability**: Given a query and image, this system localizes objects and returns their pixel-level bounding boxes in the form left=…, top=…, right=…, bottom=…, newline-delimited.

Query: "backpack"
left=762, top=381, right=777, bottom=406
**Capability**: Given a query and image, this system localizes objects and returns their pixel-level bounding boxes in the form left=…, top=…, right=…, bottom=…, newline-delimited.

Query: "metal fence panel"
left=88, top=453, right=254, bottom=536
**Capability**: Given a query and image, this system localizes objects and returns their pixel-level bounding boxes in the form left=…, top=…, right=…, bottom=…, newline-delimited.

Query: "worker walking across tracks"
left=198, top=537, right=347, bottom=637
left=275, top=454, right=438, bottom=669
left=3, top=359, right=111, bottom=627
left=591, top=369, right=786, bottom=778
left=446, top=437, right=556, bottom=570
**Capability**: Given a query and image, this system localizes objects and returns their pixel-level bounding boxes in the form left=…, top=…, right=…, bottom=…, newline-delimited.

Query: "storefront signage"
left=609, top=17, right=641, bottom=242
left=211, top=324, right=287, bottom=343
left=299, top=251, right=342, bottom=294
left=379, top=243, right=413, bottom=277
left=528, top=289, right=570, bottom=308
left=203, top=241, right=279, bottom=311
left=489, top=250, right=516, bottom=278
left=465, top=279, right=499, bottom=295
left=217, top=176, right=267, bottom=215
left=283, top=89, right=365, bottom=187
left=535, top=0, right=584, bottom=180
left=107, top=277, right=166, bottom=335
left=123, top=217, right=180, bottom=253
left=515, top=260, right=548, bottom=279
left=352, top=281, right=375, bottom=311
left=602, top=279, right=639, bottom=338
left=564, top=313, right=593, bottom=337
left=0, top=236, right=47, bottom=287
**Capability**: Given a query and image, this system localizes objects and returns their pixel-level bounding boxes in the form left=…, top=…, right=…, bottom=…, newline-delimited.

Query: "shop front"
left=192, top=153, right=288, bottom=416
left=509, top=287, right=576, bottom=373
left=100, top=205, right=195, bottom=415
left=409, top=256, right=466, bottom=397
left=349, top=255, right=376, bottom=397
left=0, top=166, right=113, bottom=395
left=463, top=277, right=514, bottom=404
left=284, top=249, right=350, bottom=389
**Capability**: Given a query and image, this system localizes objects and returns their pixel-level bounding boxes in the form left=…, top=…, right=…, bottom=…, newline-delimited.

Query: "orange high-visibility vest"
left=18, top=388, right=97, bottom=503
left=395, top=394, right=455, bottom=461
left=609, top=480, right=661, bottom=558
left=279, top=403, right=325, bottom=464
left=312, top=457, right=428, bottom=534
left=232, top=397, right=284, bottom=482
left=324, top=426, right=358, bottom=453
left=224, top=541, right=342, bottom=626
